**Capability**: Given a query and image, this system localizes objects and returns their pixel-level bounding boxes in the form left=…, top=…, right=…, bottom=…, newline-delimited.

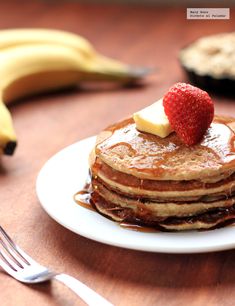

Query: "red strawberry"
left=163, top=83, right=214, bottom=146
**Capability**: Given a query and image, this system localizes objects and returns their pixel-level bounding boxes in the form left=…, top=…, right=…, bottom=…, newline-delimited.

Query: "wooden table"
left=1, top=1, right=235, bottom=305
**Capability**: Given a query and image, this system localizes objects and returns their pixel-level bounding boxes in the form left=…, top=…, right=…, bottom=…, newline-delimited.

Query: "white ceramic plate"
left=36, top=136, right=235, bottom=254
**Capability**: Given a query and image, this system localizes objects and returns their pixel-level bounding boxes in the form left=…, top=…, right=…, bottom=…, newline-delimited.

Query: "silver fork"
left=0, top=226, right=113, bottom=306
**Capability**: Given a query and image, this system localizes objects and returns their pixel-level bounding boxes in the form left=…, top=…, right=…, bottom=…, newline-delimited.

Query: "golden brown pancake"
left=89, top=115, right=235, bottom=231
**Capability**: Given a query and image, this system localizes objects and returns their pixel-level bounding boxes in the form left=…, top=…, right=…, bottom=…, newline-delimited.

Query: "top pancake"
left=94, top=116, right=235, bottom=181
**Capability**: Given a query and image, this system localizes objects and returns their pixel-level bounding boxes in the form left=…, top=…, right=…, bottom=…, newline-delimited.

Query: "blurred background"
left=45, top=0, right=235, bottom=5
left=0, top=0, right=234, bottom=139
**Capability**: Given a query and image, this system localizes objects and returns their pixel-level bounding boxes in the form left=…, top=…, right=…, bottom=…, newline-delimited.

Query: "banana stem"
left=81, top=54, right=151, bottom=83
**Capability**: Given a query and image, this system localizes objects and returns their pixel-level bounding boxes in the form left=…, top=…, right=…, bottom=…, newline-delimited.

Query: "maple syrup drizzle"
left=96, top=118, right=235, bottom=177
left=74, top=179, right=159, bottom=232
left=74, top=116, right=235, bottom=232
left=74, top=190, right=95, bottom=211
left=74, top=183, right=235, bottom=232
left=74, top=176, right=96, bottom=211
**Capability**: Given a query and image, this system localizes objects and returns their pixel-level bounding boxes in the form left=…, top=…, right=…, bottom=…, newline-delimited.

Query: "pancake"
left=91, top=158, right=235, bottom=201
left=89, top=115, right=235, bottom=231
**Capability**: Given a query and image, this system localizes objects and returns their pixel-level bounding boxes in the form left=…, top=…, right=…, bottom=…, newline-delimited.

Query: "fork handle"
left=54, top=273, right=113, bottom=306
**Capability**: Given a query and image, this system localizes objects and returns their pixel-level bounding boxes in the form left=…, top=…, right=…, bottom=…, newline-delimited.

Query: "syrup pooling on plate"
left=74, top=190, right=94, bottom=211
left=74, top=176, right=95, bottom=211
left=74, top=176, right=161, bottom=232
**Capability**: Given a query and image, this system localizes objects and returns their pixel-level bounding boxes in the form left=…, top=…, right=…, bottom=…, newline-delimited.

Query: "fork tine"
left=0, top=249, right=19, bottom=272
left=0, top=226, right=31, bottom=265
left=0, top=237, right=24, bottom=268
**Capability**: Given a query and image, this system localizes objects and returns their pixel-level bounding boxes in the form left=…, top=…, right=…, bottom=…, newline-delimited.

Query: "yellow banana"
left=0, top=28, right=148, bottom=82
left=1, top=44, right=86, bottom=103
left=0, top=44, right=83, bottom=155
left=0, top=28, right=95, bottom=57
left=0, top=29, right=149, bottom=156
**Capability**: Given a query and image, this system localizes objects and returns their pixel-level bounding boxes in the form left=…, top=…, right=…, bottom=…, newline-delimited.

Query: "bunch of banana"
left=0, top=28, right=149, bottom=156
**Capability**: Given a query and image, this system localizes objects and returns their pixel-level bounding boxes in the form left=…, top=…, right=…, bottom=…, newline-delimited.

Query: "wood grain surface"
left=0, top=1, right=235, bottom=305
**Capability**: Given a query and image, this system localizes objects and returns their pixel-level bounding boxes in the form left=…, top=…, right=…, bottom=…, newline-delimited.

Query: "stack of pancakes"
left=89, top=116, right=235, bottom=231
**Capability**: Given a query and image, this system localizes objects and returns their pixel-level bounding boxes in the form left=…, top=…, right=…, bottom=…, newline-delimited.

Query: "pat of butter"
left=133, top=99, right=173, bottom=138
